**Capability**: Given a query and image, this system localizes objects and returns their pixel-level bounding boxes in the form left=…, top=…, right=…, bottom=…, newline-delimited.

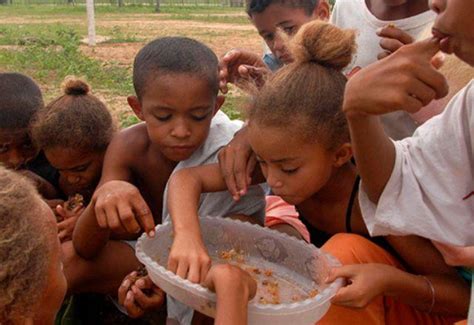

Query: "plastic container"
left=136, top=216, right=343, bottom=325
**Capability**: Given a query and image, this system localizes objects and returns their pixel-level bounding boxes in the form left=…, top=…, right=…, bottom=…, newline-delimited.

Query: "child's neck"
left=365, top=0, right=429, bottom=20
left=310, top=162, right=357, bottom=205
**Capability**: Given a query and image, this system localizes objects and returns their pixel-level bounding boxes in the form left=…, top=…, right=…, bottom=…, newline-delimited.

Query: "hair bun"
left=290, top=20, right=356, bottom=71
left=62, top=76, right=90, bottom=96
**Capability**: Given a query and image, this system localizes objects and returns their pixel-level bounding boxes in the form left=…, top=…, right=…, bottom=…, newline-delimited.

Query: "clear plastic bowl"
left=136, top=216, right=343, bottom=325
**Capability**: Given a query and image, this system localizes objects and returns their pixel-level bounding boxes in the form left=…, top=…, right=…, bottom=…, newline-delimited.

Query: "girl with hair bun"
left=161, top=20, right=469, bottom=324
left=32, top=76, right=116, bottom=242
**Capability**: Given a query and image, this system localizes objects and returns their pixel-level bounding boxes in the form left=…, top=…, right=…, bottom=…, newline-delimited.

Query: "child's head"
left=431, top=0, right=474, bottom=66
left=0, top=167, right=66, bottom=324
left=32, top=77, right=115, bottom=197
left=247, top=21, right=356, bottom=205
left=128, top=37, right=224, bottom=162
left=246, top=0, right=330, bottom=64
left=0, top=73, right=43, bottom=170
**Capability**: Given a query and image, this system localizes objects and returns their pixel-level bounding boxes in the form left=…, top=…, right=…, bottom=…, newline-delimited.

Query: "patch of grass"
left=119, top=113, right=141, bottom=128
left=168, top=13, right=248, bottom=24
left=0, top=26, right=133, bottom=95
left=102, top=25, right=143, bottom=43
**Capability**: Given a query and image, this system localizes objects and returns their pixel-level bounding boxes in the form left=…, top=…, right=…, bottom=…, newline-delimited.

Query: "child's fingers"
left=104, top=205, right=125, bottom=232
left=407, top=37, right=441, bottom=61
left=116, top=202, right=141, bottom=234
left=379, top=38, right=405, bottom=54
left=325, top=266, right=356, bottom=283
left=415, top=63, right=449, bottom=100
left=131, top=198, right=155, bottom=237
left=123, top=291, right=145, bottom=319
left=376, top=26, right=414, bottom=45
left=58, top=229, right=71, bottom=242
left=199, top=259, right=211, bottom=284
left=132, top=285, right=165, bottom=310
left=377, top=50, right=391, bottom=60
left=187, top=262, right=201, bottom=283
left=176, top=261, right=190, bottom=280
left=118, top=277, right=133, bottom=306
left=330, top=286, right=358, bottom=306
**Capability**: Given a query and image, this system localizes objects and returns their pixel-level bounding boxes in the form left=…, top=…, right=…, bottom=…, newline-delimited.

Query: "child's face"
left=248, top=124, right=336, bottom=205
left=44, top=147, right=104, bottom=197
left=129, top=73, right=221, bottom=162
left=431, top=0, right=474, bottom=66
left=33, top=200, right=67, bottom=323
left=0, top=128, right=38, bottom=169
left=250, top=4, right=322, bottom=64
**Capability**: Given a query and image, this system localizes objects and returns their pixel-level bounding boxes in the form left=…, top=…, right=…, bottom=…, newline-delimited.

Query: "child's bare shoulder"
left=109, top=122, right=150, bottom=159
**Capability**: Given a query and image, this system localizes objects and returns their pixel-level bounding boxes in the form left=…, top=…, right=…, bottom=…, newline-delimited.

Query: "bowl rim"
left=136, top=216, right=344, bottom=312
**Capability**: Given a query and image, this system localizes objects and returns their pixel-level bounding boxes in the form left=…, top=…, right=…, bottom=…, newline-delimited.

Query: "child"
left=0, top=72, right=59, bottom=199
left=219, top=0, right=330, bottom=94
left=341, top=0, right=474, bottom=320
left=71, top=37, right=264, bottom=323
left=32, top=77, right=116, bottom=242
left=165, top=21, right=469, bottom=324
left=0, top=166, right=67, bottom=324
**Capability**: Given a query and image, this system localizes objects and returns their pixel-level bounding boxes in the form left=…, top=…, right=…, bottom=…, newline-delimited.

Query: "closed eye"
left=282, top=168, right=298, bottom=174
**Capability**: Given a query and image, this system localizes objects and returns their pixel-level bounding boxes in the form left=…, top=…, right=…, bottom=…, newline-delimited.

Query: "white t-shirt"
left=330, top=0, right=436, bottom=140
left=359, top=81, right=474, bottom=246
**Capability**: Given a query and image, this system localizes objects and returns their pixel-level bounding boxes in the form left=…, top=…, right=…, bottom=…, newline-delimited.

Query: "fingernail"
left=126, top=291, right=134, bottom=301
left=148, top=230, right=155, bottom=237
left=122, top=279, right=130, bottom=288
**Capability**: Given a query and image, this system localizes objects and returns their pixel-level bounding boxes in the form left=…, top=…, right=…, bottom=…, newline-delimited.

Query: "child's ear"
left=127, top=96, right=145, bottom=121
left=333, top=143, right=353, bottom=167
left=213, top=95, right=225, bottom=117
left=313, top=0, right=330, bottom=21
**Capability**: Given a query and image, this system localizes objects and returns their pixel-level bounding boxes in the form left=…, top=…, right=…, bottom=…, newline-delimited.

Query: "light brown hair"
left=0, top=167, right=51, bottom=323
left=248, top=20, right=356, bottom=150
left=32, top=77, right=116, bottom=153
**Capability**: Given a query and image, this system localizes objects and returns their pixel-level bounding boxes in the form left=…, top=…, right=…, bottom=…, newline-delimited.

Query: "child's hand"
left=343, top=37, right=449, bottom=116
left=118, top=272, right=165, bottom=318
left=218, top=127, right=256, bottom=201
left=56, top=203, right=84, bottom=242
left=219, top=49, right=269, bottom=94
left=432, top=241, right=474, bottom=268
left=376, top=25, right=414, bottom=60
left=93, top=180, right=155, bottom=237
left=167, top=232, right=211, bottom=283
left=325, top=263, right=395, bottom=308
left=203, top=264, right=257, bottom=299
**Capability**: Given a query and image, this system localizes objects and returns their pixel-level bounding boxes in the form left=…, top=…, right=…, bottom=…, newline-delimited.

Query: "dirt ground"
left=2, top=11, right=263, bottom=120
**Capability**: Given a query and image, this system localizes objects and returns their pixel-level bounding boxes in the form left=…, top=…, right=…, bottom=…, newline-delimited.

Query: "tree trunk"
left=86, top=0, right=96, bottom=46
left=154, top=0, right=160, bottom=13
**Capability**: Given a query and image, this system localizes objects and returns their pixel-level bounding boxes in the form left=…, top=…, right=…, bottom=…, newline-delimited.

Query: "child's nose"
left=66, top=174, right=81, bottom=184
left=171, top=122, right=191, bottom=139
left=266, top=170, right=282, bottom=189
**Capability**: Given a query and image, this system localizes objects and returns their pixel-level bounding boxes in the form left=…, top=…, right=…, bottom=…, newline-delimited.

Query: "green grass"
left=0, top=26, right=133, bottom=94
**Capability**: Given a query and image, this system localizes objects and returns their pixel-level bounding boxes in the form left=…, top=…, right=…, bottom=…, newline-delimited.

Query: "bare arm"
left=166, top=163, right=264, bottom=282
left=203, top=264, right=257, bottom=325
left=328, top=236, right=469, bottom=316
left=385, top=236, right=470, bottom=316
left=343, top=38, right=448, bottom=203
left=73, top=129, right=144, bottom=259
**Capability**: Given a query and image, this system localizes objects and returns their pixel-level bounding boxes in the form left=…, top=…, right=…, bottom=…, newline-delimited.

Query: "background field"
left=0, top=4, right=263, bottom=126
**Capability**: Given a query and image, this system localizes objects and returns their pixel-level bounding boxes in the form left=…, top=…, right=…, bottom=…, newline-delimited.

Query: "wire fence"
left=0, top=0, right=244, bottom=6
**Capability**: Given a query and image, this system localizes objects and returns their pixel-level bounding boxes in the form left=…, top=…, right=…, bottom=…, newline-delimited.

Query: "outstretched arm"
left=166, top=163, right=264, bottom=283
